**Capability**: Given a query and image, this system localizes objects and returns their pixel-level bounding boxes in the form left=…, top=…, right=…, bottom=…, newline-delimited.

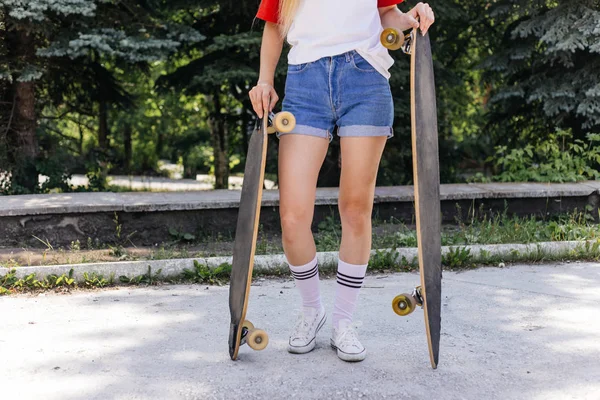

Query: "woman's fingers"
left=248, top=84, right=279, bottom=118
left=249, top=87, right=263, bottom=118
left=415, top=2, right=435, bottom=35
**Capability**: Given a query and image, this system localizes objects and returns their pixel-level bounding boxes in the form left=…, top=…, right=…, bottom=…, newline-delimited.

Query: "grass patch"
left=181, top=261, right=232, bottom=285
left=314, top=207, right=600, bottom=253
left=1, top=239, right=599, bottom=296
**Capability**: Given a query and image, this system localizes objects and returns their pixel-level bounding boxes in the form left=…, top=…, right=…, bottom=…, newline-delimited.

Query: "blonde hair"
left=278, top=0, right=300, bottom=37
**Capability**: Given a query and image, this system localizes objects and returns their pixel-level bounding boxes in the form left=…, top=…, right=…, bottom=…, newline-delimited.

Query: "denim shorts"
left=281, top=51, right=394, bottom=141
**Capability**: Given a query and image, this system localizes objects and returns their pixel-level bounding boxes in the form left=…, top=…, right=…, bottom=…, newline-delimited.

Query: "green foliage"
left=0, top=0, right=204, bottom=194
left=368, top=249, right=417, bottom=272
left=442, top=247, right=475, bottom=269
left=492, top=130, right=600, bottom=182
left=83, top=271, right=113, bottom=288
left=482, top=0, right=600, bottom=140
left=169, top=227, right=196, bottom=242
left=181, top=260, right=231, bottom=285
left=546, top=206, right=600, bottom=241
left=2, top=0, right=97, bottom=21
left=119, top=266, right=162, bottom=285
left=315, top=214, right=342, bottom=251
left=2, top=0, right=599, bottom=194
left=452, top=205, right=600, bottom=246
left=0, top=268, right=76, bottom=293
left=369, top=249, right=400, bottom=270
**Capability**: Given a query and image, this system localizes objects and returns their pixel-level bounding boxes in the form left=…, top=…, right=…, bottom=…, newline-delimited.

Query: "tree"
left=157, top=1, right=274, bottom=189
left=0, top=0, right=202, bottom=193
left=482, top=0, right=600, bottom=145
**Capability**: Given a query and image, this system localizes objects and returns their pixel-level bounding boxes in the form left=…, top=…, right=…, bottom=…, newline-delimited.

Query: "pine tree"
left=482, top=0, right=600, bottom=144
left=0, top=0, right=202, bottom=193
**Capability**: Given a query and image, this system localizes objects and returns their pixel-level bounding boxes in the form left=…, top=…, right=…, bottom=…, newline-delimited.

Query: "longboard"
left=228, top=111, right=295, bottom=360
left=382, top=28, right=442, bottom=369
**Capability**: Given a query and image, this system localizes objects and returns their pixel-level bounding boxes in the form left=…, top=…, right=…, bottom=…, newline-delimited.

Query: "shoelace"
left=292, top=312, right=315, bottom=340
left=336, top=322, right=363, bottom=349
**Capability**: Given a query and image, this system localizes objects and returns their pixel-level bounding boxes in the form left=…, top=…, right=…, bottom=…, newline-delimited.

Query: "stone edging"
left=0, top=240, right=596, bottom=281
left=0, top=181, right=599, bottom=217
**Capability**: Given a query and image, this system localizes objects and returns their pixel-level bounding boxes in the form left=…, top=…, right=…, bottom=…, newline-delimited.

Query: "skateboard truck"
left=267, top=111, right=296, bottom=134
left=392, top=285, right=424, bottom=316
left=381, top=28, right=414, bottom=55
left=239, top=320, right=268, bottom=350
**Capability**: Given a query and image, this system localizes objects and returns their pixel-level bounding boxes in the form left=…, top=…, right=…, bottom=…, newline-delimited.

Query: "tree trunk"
left=6, top=27, right=39, bottom=193
left=124, top=123, right=132, bottom=172
left=98, top=98, right=109, bottom=150
left=207, top=94, right=229, bottom=189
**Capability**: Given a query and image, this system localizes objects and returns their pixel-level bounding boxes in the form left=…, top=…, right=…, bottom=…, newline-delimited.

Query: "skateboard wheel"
left=392, top=293, right=416, bottom=316
left=242, top=320, right=255, bottom=331
left=380, top=28, right=404, bottom=51
left=247, top=329, right=269, bottom=351
left=272, top=111, right=296, bottom=134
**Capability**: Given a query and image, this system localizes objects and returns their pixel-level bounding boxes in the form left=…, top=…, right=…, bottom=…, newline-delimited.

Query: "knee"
left=280, top=208, right=311, bottom=240
left=339, top=199, right=372, bottom=234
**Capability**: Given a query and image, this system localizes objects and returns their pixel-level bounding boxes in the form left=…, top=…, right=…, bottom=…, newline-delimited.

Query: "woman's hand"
left=380, top=2, right=435, bottom=36
left=407, top=2, right=435, bottom=35
left=249, top=82, right=279, bottom=119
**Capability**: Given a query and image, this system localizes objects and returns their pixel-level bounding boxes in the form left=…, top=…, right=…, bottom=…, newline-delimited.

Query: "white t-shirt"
left=257, top=0, right=404, bottom=79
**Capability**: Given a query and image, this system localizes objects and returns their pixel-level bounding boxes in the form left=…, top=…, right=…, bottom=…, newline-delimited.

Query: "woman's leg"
left=279, top=134, right=329, bottom=264
left=338, top=136, right=387, bottom=265
left=279, top=133, right=329, bottom=354
left=330, top=136, right=387, bottom=361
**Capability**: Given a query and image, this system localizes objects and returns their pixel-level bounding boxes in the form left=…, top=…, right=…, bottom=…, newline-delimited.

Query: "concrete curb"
left=1, top=181, right=599, bottom=217
left=1, top=240, right=597, bottom=282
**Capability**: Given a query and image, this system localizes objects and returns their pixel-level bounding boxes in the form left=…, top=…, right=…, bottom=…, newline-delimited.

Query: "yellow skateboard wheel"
left=272, top=111, right=296, bottom=134
left=242, top=320, right=254, bottom=331
left=392, top=293, right=416, bottom=316
left=247, top=329, right=269, bottom=351
left=381, top=28, right=404, bottom=51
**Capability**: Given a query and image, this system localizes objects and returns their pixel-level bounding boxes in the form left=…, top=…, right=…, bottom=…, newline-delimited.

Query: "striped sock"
left=332, top=259, right=368, bottom=329
left=289, top=255, right=322, bottom=311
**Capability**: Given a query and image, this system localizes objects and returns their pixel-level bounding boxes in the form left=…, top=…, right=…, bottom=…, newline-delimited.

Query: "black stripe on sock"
left=337, top=271, right=366, bottom=281
left=336, top=275, right=364, bottom=286
left=290, top=264, right=318, bottom=278
left=294, top=269, right=319, bottom=281
left=336, top=273, right=363, bottom=284
left=336, top=280, right=362, bottom=289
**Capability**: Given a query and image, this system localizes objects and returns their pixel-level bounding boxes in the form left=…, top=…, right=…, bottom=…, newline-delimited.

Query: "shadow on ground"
left=1, top=263, right=599, bottom=399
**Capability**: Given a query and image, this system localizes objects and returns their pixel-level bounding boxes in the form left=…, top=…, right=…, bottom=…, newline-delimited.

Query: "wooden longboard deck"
left=411, top=30, right=442, bottom=368
left=228, top=116, right=269, bottom=360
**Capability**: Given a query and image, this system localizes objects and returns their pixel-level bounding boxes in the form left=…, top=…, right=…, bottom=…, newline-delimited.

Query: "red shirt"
left=257, top=0, right=404, bottom=24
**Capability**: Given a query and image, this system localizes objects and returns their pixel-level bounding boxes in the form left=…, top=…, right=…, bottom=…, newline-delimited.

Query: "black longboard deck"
left=228, top=116, right=269, bottom=360
left=411, top=30, right=442, bottom=369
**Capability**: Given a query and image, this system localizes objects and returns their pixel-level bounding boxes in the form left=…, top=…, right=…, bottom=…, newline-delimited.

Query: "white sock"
left=288, top=255, right=322, bottom=311
left=332, top=259, right=368, bottom=329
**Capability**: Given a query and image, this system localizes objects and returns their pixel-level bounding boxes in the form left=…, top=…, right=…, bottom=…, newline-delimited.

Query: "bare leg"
left=278, top=134, right=329, bottom=265
left=338, top=136, right=387, bottom=264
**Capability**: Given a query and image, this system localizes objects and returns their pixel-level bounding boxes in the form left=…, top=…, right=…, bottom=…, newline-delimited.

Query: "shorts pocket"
left=287, top=62, right=312, bottom=74
left=351, top=53, right=377, bottom=73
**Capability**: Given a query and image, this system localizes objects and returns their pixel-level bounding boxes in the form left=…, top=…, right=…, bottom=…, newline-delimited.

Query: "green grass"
left=312, top=208, right=600, bottom=253
left=2, top=239, right=600, bottom=296
left=1, top=207, right=599, bottom=295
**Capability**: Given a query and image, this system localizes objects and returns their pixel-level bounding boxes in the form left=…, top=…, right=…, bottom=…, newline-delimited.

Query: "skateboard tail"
left=229, top=323, right=240, bottom=359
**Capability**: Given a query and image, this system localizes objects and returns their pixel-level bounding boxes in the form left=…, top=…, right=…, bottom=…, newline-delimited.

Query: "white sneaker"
left=287, top=306, right=327, bottom=354
left=330, top=320, right=366, bottom=362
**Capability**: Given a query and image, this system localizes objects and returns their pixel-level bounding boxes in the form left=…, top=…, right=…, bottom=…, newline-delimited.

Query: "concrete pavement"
left=1, top=262, right=599, bottom=400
